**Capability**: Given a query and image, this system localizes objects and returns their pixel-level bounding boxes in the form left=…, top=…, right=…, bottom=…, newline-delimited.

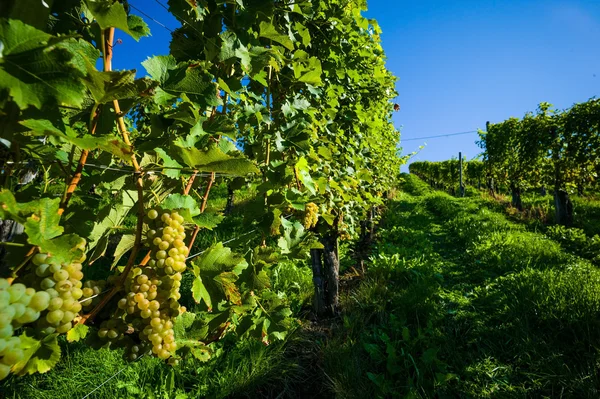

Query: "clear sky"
left=113, top=0, right=600, bottom=171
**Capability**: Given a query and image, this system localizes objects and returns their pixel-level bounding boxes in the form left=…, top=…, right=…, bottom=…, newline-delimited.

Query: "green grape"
left=82, top=287, right=94, bottom=297
left=98, top=328, right=108, bottom=338
left=0, top=312, right=11, bottom=328
left=29, top=291, right=50, bottom=312
left=62, top=311, right=75, bottom=323
left=71, top=287, right=83, bottom=300
left=0, top=363, right=9, bottom=380
left=56, top=322, right=72, bottom=334
left=40, top=278, right=55, bottom=290
left=0, top=338, right=6, bottom=354
left=35, top=264, right=51, bottom=277
left=0, top=280, right=8, bottom=290
left=168, top=357, right=179, bottom=366
left=46, top=288, right=59, bottom=298
left=71, top=302, right=82, bottom=313
left=15, top=308, right=40, bottom=324
left=2, top=347, right=24, bottom=365
left=48, top=297, right=63, bottom=311
left=62, top=298, right=76, bottom=311
left=0, top=291, right=10, bottom=309
left=7, top=284, right=26, bottom=303
left=0, top=325, right=13, bottom=340
left=12, top=303, right=25, bottom=319
left=107, top=329, right=118, bottom=339
left=48, top=263, right=61, bottom=274
left=56, top=280, right=73, bottom=293
left=46, top=309, right=64, bottom=325
left=148, top=209, right=159, bottom=219
left=53, top=269, right=69, bottom=282
left=32, top=253, right=48, bottom=266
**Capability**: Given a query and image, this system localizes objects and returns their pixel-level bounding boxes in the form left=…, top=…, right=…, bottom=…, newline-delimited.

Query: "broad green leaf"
left=192, top=211, right=224, bottom=230
left=192, top=266, right=212, bottom=310
left=12, top=333, right=61, bottom=376
left=20, top=119, right=133, bottom=162
left=190, top=243, right=248, bottom=308
left=66, top=324, right=89, bottom=343
left=295, top=157, right=316, bottom=195
left=85, top=0, right=145, bottom=41
left=162, top=194, right=201, bottom=222
left=127, top=15, right=151, bottom=41
left=259, top=21, right=294, bottom=50
left=277, top=217, right=306, bottom=254
left=155, top=148, right=184, bottom=179
left=0, top=19, right=86, bottom=109
left=84, top=69, right=157, bottom=104
left=112, top=234, right=135, bottom=269
left=174, top=143, right=259, bottom=175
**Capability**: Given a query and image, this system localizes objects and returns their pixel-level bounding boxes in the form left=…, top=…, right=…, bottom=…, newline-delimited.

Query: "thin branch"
left=200, top=172, right=215, bottom=213
left=186, top=225, right=200, bottom=257
left=183, top=171, right=198, bottom=196
left=79, top=27, right=146, bottom=325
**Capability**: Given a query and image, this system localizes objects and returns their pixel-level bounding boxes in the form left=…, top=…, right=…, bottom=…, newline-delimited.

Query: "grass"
left=320, top=174, right=600, bottom=397
left=5, top=174, right=600, bottom=397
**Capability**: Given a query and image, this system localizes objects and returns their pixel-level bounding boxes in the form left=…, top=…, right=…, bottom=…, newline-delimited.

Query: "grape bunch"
left=0, top=278, right=51, bottom=380
left=303, top=202, right=319, bottom=229
left=102, top=209, right=186, bottom=362
left=80, top=280, right=107, bottom=311
left=23, top=252, right=88, bottom=335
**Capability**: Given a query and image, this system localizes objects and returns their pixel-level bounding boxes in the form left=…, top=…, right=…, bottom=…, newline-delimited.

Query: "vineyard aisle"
left=321, top=175, right=600, bottom=397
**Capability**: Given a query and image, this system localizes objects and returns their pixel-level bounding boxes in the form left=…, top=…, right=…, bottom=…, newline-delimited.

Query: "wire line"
left=402, top=130, right=480, bottom=142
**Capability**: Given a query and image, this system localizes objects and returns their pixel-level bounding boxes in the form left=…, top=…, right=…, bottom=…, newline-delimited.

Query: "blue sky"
left=114, top=1, right=600, bottom=171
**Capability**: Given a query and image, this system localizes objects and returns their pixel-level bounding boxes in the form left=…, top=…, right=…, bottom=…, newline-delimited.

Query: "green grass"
left=6, top=174, right=600, bottom=397
left=321, top=175, right=600, bottom=398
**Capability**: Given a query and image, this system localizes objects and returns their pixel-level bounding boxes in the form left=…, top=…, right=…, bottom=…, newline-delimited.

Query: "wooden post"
left=459, top=152, right=465, bottom=197
left=310, top=248, right=326, bottom=316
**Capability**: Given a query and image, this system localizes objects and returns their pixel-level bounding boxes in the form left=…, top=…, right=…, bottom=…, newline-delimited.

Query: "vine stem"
left=183, top=171, right=198, bottom=195
left=186, top=225, right=200, bottom=257
left=200, top=172, right=215, bottom=213
left=79, top=27, right=145, bottom=325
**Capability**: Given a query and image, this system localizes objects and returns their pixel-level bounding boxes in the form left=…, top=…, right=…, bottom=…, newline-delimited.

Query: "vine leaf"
left=84, top=0, right=148, bottom=41
left=84, top=69, right=157, bottom=104
left=190, top=243, right=248, bottom=310
left=112, top=234, right=135, bottom=269
left=295, top=157, right=316, bottom=195
left=12, top=333, right=61, bottom=376
left=21, top=119, right=133, bottom=162
left=155, top=148, right=183, bottom=179
left=0, top=19, right=86, bottom=109
left=174, top=142, right=259, bottom=176
left=66, top=324, right=89, bottom=343
left=259, top=21, right=294, bottom=50
left=162, top=194, right=200, bottom=222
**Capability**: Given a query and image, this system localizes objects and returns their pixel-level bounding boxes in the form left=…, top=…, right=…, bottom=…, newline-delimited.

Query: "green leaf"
left=111, top=234, right=135, bottom=269
left=88, top=235, right=109, bottom=265
left=0, top=19, right=86, bottom=109
left=162, top=194, right=201, bottom=222
left=66, top=324, right=89, bottom=343
left=277, top=217, right=306, bottom=255
left=190, top=243, right=248, bottom=308
left=12, top=333, right=61, bottom=376
left=192, top=211, right=224, bottom=230
left=84, top=69, right=157, bottom=104
left=154, top=148, right=183, bottom=179
left=85, top=0, right=145, bottom=41
left=174, top=142, right=259, bottom=175
left=192, top=267, right=213, bottom=311
left=259, top=21, right=294, bottom=51
left=127, top=15, right=151, bottom=41
left=20, top=119, right=134, bottom=162
left=295, top=157, right=316, bottom=195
